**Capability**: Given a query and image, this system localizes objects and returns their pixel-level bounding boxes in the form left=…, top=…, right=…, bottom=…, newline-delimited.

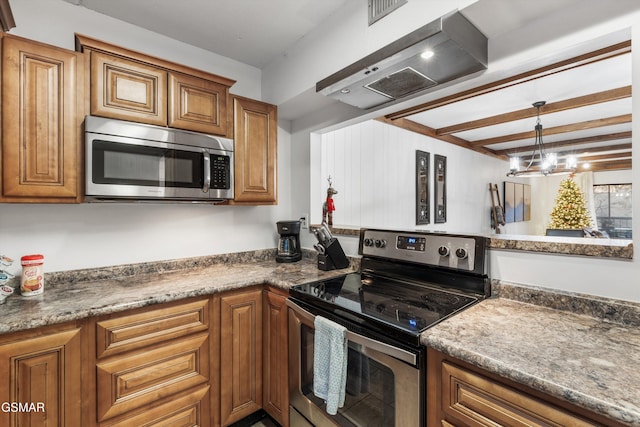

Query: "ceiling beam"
left=384, top=41, right=631, bottom=121
left=493, top=132, right=631, bottom=156
left=527, top=152, right=631, bottom=165
left=580, top=159, right=632, bottom=172
left=520, top=144, right=632, bottom=161
left=375, top=117, right=506, bottom=160
left=468, top=114, right=632, bottom=147
left=521, top=159, right=631, bottom=173
left=435, top=86, right=631, bottom=135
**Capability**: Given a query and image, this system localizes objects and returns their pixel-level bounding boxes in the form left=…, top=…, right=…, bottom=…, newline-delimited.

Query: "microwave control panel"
left=211, top=155, right=230, bottom=189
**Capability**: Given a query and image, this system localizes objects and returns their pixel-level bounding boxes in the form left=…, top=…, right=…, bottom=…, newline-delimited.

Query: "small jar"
left=21, top=254, right=44, bottom=296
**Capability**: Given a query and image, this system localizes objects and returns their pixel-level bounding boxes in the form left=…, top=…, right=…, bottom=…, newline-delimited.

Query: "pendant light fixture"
left=507, top=101, right=578, bottom=177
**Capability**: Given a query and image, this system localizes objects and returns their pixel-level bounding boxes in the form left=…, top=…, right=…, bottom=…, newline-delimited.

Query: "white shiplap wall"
left=318, top=120, right=527, bottom=234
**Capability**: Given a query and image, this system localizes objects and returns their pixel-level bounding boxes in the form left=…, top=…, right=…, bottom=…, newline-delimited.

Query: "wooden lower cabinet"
left=220, top=287, right=263, bottom=426
left=262, top=287, right=289, bottom=427
left=427, top=348, right=626, bottom=427
left=88, top=297, right=214, bottom=427
left=0, top=322, right=82, bottom=427
left=0, top=286, right=289, bottom=427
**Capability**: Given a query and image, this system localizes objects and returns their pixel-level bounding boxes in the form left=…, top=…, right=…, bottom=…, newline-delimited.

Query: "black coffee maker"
left=276, top=220, right=302, bottom=263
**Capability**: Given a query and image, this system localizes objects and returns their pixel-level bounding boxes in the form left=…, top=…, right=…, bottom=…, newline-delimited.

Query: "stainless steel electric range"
left=287, top=228, right=489, bottom=427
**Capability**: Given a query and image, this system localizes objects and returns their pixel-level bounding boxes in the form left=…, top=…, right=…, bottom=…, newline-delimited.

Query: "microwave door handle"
left=202, top=152, right=211, bottom=193
left=286, top=299, right=417, bottom=366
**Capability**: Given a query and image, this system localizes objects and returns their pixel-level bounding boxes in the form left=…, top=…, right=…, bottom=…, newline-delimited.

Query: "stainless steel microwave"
left=84, top=116, right=234, bottom=202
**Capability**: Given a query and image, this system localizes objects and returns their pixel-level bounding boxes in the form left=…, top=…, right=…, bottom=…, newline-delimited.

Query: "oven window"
left=300, top=324, right=396, bottom=426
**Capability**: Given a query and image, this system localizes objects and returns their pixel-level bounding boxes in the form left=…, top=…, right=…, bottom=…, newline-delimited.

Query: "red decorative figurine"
left=322, top=176, right=338, bottom=226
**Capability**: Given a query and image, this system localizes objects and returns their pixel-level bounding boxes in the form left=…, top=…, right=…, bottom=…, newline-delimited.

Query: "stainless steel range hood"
left=316, top=10, right=487, bottom=109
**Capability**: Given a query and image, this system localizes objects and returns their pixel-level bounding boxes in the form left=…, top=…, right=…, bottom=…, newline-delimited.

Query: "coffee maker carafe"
left=276, top=220, right=302, bottom=263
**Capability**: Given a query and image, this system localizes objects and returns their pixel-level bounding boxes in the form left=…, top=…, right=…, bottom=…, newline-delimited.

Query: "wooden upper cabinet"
left=76, top=34, right=235, bottom=136
left=1, top=34, right=83, bottom=202
left=232, top=96, right=278, bottom=204
left=0, top=324, right=82, bottom=427
left=90, top=51, right=167, bottom=126
left=168, top=71, right=229, bottom=135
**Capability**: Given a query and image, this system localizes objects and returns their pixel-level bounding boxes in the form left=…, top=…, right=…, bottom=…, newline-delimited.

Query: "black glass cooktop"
left=289, top=272, right=480, bottom=340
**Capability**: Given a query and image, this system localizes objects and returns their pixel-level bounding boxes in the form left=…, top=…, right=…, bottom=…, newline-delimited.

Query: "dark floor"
left=230, top=411, right=280, bottom=427
left=248, top=418, right=279, bottom=427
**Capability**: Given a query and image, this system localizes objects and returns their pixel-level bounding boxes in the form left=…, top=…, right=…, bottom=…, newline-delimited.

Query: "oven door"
left=287, top=299, right=423, bottom=427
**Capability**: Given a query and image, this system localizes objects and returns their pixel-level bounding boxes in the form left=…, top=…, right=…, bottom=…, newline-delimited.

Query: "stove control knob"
left=455, top=248, right=468, bottom=259
left=438, top=245, right=450, bottom=257
left=374, top=239, right=387, bottom=248
left=363, top=238, right=374, bottom=247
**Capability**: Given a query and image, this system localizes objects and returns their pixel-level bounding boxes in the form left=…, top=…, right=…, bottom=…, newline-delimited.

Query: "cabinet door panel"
left=220, top=288, right=263, bottom=426
left=0, top=328, right=82, bottom=427
left=91, top=51, right=167, bottom=126
left=441, top=361, right=596, bottom=427
left=101, top=385, right=210, bottom=427
left=232, top=97, right=277, bottom=204
left=168, top=72, right=228, bottom=135
left=97, top=333, right=209, bottom=422
left=262, top=289, right=289, bottom=427
left=2, top=36, right=81, bottom=201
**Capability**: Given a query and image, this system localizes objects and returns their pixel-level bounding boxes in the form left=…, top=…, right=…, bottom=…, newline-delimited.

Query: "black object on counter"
left=276, top=220, right=302, bottom=263
left=317, top=238, right=349, bottom=270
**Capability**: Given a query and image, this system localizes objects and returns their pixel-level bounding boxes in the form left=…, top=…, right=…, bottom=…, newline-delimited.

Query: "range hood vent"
left=316, top=10, right=487, bottom=109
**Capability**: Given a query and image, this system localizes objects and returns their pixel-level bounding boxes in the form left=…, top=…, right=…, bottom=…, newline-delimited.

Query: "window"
left=593, top=184, right=632, bottom=238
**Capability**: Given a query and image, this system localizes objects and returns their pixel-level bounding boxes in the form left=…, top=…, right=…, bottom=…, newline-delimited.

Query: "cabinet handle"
left=203, top=152, right=211, bottom=193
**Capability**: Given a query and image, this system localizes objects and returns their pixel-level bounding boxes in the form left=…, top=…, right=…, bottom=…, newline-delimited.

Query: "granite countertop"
left=422, top=282, right=640, bottom=426
left=0, top=250, right=357, bottom=334
left=3, top=249, right=639, bottom=425
left=488, top=233, right=633, bottom=259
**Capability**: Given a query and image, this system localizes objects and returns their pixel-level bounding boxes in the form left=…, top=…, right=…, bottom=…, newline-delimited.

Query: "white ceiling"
left=61, top=0, right=587, bottom=70
left=61, top=0, right=350, bottom=69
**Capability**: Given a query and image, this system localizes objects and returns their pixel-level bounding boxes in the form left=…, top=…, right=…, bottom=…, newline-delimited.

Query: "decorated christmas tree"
left=548, top=174, right=593, bottom=229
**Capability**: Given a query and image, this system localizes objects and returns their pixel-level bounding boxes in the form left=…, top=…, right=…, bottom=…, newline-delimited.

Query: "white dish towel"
left=313, top=315, right=348, bottom=415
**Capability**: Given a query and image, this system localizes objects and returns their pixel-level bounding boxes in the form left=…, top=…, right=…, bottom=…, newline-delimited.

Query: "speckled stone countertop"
left=422, top=281, right=640, bottom=426
left=489, top=233, right=633, bottom=259
left=0, top=249, right=357, bottom=334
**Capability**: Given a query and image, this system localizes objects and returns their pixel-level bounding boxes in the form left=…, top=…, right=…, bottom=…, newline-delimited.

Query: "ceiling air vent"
left=368, top=0, right=407, bottom=25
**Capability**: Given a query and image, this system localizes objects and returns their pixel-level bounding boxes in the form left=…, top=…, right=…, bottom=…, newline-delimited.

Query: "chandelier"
left=507, top=101, right=578, bottom=177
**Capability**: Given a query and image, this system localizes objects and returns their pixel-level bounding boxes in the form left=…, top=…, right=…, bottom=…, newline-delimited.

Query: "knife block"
left=317, top=238, right=350, bottom=271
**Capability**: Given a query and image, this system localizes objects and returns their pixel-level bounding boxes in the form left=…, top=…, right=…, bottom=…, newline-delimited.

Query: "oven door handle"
left=287, top=299, right=417, bottom=366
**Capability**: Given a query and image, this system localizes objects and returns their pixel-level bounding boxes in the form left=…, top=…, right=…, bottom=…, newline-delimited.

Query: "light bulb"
left=509, top=156, right=520, bottom=172
left=420, top=50, right=435, bottom=60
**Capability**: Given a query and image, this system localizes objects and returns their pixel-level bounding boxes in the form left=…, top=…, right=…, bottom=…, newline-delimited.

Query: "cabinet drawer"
left=442, top=362, right=595, bottom=427
left=101, top=385, right=210, bottom=427
left=97, top=333, right=209, bottom=421
left=96, top=298, right=209, bottom=359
